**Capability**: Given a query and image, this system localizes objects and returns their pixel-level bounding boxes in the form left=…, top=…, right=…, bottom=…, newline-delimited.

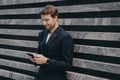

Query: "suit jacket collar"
left=46, top=26, right=61, bottom=45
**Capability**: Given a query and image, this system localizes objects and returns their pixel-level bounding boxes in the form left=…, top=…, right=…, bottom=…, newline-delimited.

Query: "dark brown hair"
left=40, top=5, right=59, bottom=18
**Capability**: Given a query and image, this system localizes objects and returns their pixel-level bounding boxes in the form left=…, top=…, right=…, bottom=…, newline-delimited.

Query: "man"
left=29, top=5, right=74, bottom=80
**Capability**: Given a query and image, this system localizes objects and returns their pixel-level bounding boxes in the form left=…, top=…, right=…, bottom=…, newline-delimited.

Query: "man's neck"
left=50, top=23, right=58, bottom=33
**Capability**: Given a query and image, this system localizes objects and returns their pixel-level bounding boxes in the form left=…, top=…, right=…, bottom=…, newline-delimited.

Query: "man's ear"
left=54, top=16, right=58, bottom=21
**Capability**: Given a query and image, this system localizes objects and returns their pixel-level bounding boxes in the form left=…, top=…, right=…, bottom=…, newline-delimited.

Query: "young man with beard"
left=29, top=5, right=74, bottom=80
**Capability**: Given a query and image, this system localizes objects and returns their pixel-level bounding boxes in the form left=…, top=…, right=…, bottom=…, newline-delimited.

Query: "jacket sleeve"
left=46, top=34, right=74, bottom=71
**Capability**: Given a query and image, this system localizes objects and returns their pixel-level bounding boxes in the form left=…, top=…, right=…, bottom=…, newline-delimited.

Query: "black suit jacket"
left=35, top=26, right=74, bottom=80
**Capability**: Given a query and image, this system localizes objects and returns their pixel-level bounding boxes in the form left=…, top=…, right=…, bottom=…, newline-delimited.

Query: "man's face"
left=41, top=14, right=57, bottom=30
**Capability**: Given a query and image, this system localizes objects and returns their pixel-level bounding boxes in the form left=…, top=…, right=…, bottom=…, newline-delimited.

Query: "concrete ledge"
left=73, top=58, right=120, bottom=74
left=0, top=58, right=39, bottom=72
left=0, top=69, right=34, bottom=80
left=66, top=71, right=109, bottom=80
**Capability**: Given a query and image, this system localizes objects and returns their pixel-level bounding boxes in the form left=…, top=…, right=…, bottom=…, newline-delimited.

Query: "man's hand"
left=33, top=54, right=48, bottom=64
left=28, top=56, right=35, bottom=63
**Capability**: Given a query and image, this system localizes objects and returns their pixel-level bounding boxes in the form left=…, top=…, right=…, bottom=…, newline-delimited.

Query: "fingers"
left=33, top=54, right=43, bottom=58
left=28, top=54, right=48, bottom=64
left=28, top=56, right=35, bottom=63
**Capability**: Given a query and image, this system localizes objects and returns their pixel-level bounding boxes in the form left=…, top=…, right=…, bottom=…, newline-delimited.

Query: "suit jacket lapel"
left=47, top=27, right=60, bottom=45
left=43, top=30, right=49, bottom=44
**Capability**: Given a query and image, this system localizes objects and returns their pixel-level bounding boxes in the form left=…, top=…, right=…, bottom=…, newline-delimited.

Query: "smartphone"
left=26, top=53, right=34, bottom=58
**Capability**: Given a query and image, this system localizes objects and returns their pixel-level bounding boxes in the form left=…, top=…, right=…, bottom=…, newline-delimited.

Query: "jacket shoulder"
left=59, top=27, right=72, bottom=38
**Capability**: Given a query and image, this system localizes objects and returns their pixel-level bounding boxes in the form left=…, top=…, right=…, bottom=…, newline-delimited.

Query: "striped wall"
left=0, top=0, right=120, bottom=80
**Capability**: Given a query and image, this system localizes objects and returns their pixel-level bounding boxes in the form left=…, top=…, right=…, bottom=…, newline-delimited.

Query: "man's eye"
left=46, top=19, right=49, bottom=21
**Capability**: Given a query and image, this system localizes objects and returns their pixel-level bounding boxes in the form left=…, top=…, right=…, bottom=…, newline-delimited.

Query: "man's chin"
left=45, top=27, right=49, bottom=30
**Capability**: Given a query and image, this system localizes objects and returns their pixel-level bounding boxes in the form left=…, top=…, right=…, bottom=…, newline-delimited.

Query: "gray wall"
left=0, top=0, right=120, bottom=80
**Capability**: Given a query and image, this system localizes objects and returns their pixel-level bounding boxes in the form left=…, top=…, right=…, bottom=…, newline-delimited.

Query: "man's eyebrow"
left=42, top=19, right=49, bottom=21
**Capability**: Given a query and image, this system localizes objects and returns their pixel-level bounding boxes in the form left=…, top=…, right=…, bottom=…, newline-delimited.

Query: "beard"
left=46, top=22, right=56, bottom=31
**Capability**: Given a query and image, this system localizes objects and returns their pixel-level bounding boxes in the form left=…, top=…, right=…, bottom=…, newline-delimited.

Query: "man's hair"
left=40, top=5, right=59, bottom=18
